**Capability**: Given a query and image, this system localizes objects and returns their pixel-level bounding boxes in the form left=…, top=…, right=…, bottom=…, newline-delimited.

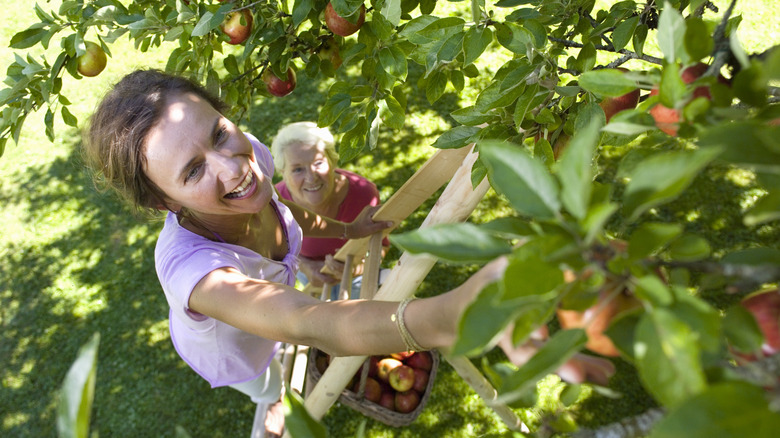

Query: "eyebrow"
left=177, top=117, right=221, bottom=183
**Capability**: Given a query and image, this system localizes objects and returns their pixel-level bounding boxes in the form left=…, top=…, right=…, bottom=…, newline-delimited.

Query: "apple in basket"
left=395, top=390, right=421, bottom=413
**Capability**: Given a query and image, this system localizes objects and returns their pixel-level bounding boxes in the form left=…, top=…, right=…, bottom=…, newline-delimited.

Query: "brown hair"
left=82, top=69, right=227, bottom=213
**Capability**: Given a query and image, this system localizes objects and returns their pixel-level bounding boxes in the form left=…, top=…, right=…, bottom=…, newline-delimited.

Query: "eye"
left=185, top=163, right=203, bottom=182
left=214, top=124, right=228, bottom=145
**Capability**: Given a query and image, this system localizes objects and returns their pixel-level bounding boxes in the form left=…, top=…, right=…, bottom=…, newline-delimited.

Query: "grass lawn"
left=1, top=1, right=778, bottom=437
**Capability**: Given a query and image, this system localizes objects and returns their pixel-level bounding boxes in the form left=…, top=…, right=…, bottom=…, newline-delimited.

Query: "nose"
left=209, top=150, right=243, bottom=181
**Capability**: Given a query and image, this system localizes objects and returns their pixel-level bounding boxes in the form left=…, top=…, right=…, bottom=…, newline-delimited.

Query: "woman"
left=272, top=122, right=389, bottom=297
left=82, top=70, right=508, bottom=437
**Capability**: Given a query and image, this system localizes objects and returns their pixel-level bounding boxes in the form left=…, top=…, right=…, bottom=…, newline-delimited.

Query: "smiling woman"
left=272, top=122, right=391, bottom=293
left=80, top=69, right=509, bottom=438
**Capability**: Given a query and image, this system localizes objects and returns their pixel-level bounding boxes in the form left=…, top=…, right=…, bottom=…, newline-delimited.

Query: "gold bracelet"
left=391, top=298, right=425, bottom=352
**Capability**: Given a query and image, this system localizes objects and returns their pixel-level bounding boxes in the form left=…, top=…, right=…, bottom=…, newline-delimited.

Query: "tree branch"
left=706, top=0, right=738, bottom=78
left=548, top=37, right=663, bottom=66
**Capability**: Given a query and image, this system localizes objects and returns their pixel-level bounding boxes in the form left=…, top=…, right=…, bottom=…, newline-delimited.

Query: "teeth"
left=304, top=184, right=323, bottom=192
left=226, top=172, right=253, bottom=198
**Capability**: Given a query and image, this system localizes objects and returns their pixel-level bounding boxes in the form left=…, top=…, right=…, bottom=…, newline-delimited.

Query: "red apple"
left=649, top=62, right=728, bottom=136
left=740, top=289, right=780, bottom=356
left=599, top=68, right=640, bottom=122
left=388, top=365, right=415, bottom=392
left=390, top=351, right=414, bottom=361
left=353, top=376, right=383, bottom=402
left=220, top=10, right=253, bottom=45
left=378, top=390, right=396, bottom=411
left=412, top=368, right=429, bottom=393
left=367, top=355, right=379, bottom=378
left=262, top=67, right=296, bottom=97
left=324, top=2, right=365, bottom=37
left=557, top=282, right=642, bottom=357
left=394, top=390, right=420, bottom=413
left=376, top=357, right=403, bottom=382
left=404, top=351, right=433, bottom=371
left=318, top=36, right=343, bottom=69
left=77, top=41, right=107, bottom=77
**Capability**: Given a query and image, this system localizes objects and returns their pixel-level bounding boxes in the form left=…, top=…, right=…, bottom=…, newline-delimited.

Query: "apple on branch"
left=599, top=68, right=640, bottom=122
left=262, top=67, right=297, bottom=97
left=77, top=41, right=107, bottom=77
left=649, top=62, right=729, bottom=136
left=740, top=289, right=780, bottom=357
left=318, top=37, right=343, bottom=70
left=324, top=2, right=365, bottom=37
left=220, top=9, right=253, bottom=45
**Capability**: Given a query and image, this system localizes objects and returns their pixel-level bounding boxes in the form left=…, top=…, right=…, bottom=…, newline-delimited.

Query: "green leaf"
left=494, top=22, right=531, bottom=54
left=650, top=382, right=780, bottom=438
left=378, top=46, right=408, bottom=81
left=389, top=222, right=513, bottom=263
left=668, top=233, right=711, bottom=261
left=635, top=309, right=707, bottom=407
left=612, top=16, right=638, bottom=52
left=283, top=390, right=327, bottom=438
left=451, top=105, right=493, bottom=126
left=513, top=83, right=542, bottom=128
left=684, top=17, right=713, bottom=61
left=669, top=290, right=722, bottom=353
left=61, top=106, right=78, bottom=128
left=557, top=118, right=601, bottom=220
left=426, top=70, right=448, bottom=104
left=501, top=246, right=565, bottom=303
left=291, top=0, right=314, bottom=27
left=318, top=93, right=351, bottom=127
left=744, top=191, right=780, bottom=226
left=658, top=63, right=686, bottom=109
left=633, top=24, right=648, bottom=58
left=723, top=305, right=764, bottom=355
left=522, top=19, right=546, bottom=49
left=657, top=3, right=686, bottom=63
left=192, top=11, right=215, bottom=38
left=480, top=140, right=561, bottom=219
left=10, top=27, right=46, bottom=49
left=57, top=333, right=100, bottom=438
left=496, top=329, right=587, bottom=404
left=579, top=69, right=640, bottom=97
left=380, top=94, right=405, bottom=130
left=576, top=42, right=597, bottom=73
left=628, top=222, right=682, bottom=261
left=633, top=275, right=673, bottom=307
left=380, top=0, right=402, bottom=26
left=432, top=125, right=480, bottom=149
left=622, top=147, right=722, bottom=221
left=453, top=282, right=524, bottom=356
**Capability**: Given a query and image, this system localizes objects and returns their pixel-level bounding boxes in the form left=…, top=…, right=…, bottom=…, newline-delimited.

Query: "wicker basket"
left=306, top=348, right=439, bottom=427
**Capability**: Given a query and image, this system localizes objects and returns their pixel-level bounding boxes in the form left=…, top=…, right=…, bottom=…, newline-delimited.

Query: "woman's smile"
left=225, top=171, right=257, bottom=199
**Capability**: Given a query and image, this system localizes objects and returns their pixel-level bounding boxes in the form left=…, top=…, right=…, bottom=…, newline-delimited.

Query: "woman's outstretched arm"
left=187, top=257, right=508, bottom=356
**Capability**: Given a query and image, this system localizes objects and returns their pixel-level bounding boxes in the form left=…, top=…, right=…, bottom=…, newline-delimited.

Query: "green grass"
left=1, top=1, right=778, bottom=437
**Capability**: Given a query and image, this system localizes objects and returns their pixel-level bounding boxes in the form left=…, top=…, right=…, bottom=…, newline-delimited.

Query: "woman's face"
left=281, top=141, right=335, bottom=210
left=143, top=92, right=274, bottom=217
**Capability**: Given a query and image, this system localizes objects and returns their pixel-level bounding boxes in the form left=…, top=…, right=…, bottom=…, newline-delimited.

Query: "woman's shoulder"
left=337, top=169, right=375, bottom=189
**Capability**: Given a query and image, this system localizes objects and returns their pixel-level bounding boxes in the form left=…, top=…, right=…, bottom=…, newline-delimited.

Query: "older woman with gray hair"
left=272, top=122, right=389, bottom=298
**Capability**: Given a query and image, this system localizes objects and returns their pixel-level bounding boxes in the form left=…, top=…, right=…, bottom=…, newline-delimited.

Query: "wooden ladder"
left=280, top=144, right=526, bottom=434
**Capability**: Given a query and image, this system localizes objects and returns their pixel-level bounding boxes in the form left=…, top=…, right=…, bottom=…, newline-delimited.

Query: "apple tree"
left=2, top=0, right=780, bottom=435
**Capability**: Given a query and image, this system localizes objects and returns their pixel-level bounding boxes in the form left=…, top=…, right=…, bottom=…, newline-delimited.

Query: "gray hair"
left=271, top=121, right=339, bottom=172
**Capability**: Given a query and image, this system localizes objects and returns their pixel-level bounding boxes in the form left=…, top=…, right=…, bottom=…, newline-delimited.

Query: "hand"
left=497, top=325, right=616, bottom=386
left=346, top=205, right=394, bottom=239
left=323, top=255, right=345, bottom=278
left=300, top=257, right=339, bottom=286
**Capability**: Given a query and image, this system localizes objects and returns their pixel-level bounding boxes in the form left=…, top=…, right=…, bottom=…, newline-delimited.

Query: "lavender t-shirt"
left=155, top=133, right=303, bottom=388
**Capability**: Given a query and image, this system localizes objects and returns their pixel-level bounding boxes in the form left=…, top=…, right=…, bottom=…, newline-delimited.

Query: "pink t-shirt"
left=276, top=169, right=385, bottom=259
left=155, top=134, right=303, bottom=388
